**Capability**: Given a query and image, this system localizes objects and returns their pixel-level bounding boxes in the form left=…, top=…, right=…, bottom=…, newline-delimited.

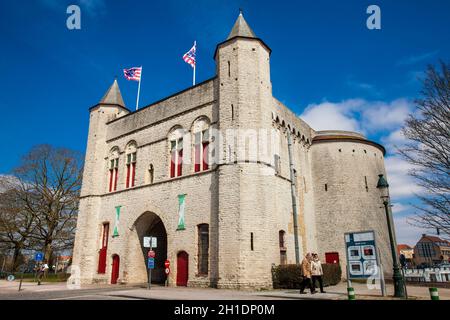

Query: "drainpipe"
left=287, top=131, right=300, bottom=264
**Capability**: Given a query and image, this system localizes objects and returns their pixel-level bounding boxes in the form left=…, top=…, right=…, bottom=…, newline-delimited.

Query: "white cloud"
left=391, top=202, right=411, bottom=214
left=382, top=129, right=408, bottom=150
left=385, top=155, right=423, bottom=199
left=299, top=98, right=413, bottom=134
left=300, top=99, right=363, bottom=132
left=362, top=99, right=412, bottom=132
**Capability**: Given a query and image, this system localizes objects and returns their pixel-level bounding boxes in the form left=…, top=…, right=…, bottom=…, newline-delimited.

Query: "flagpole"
left=193, top=41, right=196, bottom=86
left=136, top=66, right=142, bottom=111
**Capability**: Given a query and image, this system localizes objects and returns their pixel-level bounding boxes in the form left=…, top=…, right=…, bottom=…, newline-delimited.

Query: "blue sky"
left=0, top=0, right=449, bottom=245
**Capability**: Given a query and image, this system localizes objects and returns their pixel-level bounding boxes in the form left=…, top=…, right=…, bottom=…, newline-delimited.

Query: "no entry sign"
left=164, top=260, right=170, bottom=268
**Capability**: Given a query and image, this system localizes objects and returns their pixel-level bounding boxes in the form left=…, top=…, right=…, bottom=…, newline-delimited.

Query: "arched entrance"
left=111, top=254, right=120, bottom=284
left=177, top=251, right=189, bottom=286
left=134, top=212, right=168, bottom=284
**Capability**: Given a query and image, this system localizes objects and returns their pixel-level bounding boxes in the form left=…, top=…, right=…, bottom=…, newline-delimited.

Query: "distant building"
left=397, top=244, right=414, bottom=266
left=414, top=234, right=450, bottom=266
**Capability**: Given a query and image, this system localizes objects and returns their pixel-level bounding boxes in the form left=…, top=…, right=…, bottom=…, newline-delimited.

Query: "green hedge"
left=272, top=263, right=342, bottom=289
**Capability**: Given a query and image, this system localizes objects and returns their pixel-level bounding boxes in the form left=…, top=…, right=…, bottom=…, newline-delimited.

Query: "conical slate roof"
left=227, top=12, right=256, bottom=40
left=100, top=79, right=126, bottom=107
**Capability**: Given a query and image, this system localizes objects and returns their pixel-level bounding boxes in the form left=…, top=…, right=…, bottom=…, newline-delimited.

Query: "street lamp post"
left=376, top=174, right=406, bottom=298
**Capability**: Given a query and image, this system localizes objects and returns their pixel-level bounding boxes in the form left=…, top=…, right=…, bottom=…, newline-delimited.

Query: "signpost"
left=164, top=260, right=170, bottom=287
left=345, top=230, right=385, bottom=296
left=143, top=236, right=157, bottom=290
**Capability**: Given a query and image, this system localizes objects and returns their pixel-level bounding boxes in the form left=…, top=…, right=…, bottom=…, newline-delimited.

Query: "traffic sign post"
left=164, top=260, right=170, bottom=287
left=144, top=237, right=157, bottom=290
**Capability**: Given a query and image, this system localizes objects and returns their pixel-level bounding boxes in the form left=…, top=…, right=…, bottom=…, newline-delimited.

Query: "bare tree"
left=2, top=145, right=83, bottom=266
left=400, top=61, right=450, bottom=237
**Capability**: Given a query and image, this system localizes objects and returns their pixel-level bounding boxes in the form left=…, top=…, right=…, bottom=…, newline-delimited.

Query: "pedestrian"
left=299, top=253, right=316, bottom=294
left=311, top=253, right=326, bottom=293
left=37, top=261, right=49, bottom=285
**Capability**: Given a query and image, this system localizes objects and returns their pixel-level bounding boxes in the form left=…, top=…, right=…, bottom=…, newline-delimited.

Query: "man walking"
left=37, top=261, right=49, bottom=285
left=299, top=253, right=316, bottom=294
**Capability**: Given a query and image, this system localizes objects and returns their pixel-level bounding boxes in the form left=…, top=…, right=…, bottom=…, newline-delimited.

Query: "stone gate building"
left=72, top=12, right=393, bottom=289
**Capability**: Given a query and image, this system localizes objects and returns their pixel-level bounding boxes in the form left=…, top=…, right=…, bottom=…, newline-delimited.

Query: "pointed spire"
left=100, top=79, right=126, bottom=107
left=227, top=10, right=256, bottom=40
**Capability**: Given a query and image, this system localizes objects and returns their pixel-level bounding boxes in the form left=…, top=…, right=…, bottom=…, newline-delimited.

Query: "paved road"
left=0, top=280, right=448, bottom=300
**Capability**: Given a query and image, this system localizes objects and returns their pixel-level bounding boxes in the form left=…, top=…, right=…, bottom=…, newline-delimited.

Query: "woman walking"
left=311, top=253, right=326, bottom=293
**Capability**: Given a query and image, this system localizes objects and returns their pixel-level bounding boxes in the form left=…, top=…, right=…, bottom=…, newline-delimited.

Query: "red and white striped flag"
left=183, top=41, right=196, bottom=68
left=123, top=67, right=142, bottom=82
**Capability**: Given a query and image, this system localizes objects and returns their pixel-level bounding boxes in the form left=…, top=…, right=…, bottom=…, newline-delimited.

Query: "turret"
left=80, top=79, right=129, bottom=197
left=215, top=12, right=277, bottom=289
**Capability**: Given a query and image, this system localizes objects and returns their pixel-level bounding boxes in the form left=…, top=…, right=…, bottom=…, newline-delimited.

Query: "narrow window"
left=197, top=224, right=209, bottom=275
left=231, top=104, right=234, bottom=120
left=274, top=154, right=281, bottom=175
left=97, top=222, right=109, bottom=274
left=250, top=232, right=254, bottom=251
left=109, top=158, right=119, bottom=192
left=170, top=138, right=183, bottom=178
left=279, top=230, right=287, bottom=265
left=126, top=152, right=137, bottom=188
left=364, top=176, right=369, bottom=192
left=325, top=184, right=328, bottom=191
left=148, top=164, right=154, bottom=184
left=194, top=128, right=209, bottom=172
left=228, top=61, right=231, bottom=77
left=109, top=159, right=114, bottom=192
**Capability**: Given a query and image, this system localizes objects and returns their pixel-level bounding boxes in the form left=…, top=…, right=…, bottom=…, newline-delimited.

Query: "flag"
left=183, top=41, right=196, bottom=68
left=177, top=194, right=186, bottom=230
left=123, top=67, right=142, bottom=81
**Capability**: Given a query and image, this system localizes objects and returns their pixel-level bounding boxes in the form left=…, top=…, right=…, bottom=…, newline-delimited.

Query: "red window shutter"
left=194, top=144, right=201, bottom=172
left=170, top=151, right=176, bottom=178
left=109, top=170, right=113, bottom=192
left=126, top=164, right=130, bottom=188
left=114, top=168, right=118, bottom=191
left=202, top=142, right=209, bottom=170
left=131, top=163, right=136, bottom=187
left=177, top=149, right=183, bottom=176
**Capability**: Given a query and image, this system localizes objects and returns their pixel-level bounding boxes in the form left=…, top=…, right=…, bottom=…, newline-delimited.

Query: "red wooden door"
left=325, top=252, right=340, bottom=264
left=98, top=223, right=109, bottom=274
left=111, top=255, right=120, bottom=284
left=176, top=251, right=188, bottom=286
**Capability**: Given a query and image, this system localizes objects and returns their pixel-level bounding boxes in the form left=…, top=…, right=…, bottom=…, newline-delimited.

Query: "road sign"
left=148, top=250, right=156, bottom=258
left=164, top=260, right=170, bottom=268
left=165, top=267, right=170, bottom=275
left=147, top=258, right=155, bottom=269
left=7, top=275, right=15, bottom=281
left=345, top=230, right=379, bottom=279
left=143, top=237, right=157, bottom=248
left=35, top=252, right=44, bottom=261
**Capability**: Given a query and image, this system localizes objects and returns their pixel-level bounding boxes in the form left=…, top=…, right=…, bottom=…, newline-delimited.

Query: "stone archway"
left=128, top=212, right=168, bottom=284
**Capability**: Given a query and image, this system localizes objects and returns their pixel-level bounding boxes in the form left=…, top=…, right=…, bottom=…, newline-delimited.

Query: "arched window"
left=108, top=147, right=119, bottom=192
left=169, top=127, right=184, bottom=178
left=279, top=230, right=287, bottom=265
left=125, top=141, right=137, bottom=188
left=197, top=224, right=209, bottom=275
left=192, top=117, right=210, bottom=173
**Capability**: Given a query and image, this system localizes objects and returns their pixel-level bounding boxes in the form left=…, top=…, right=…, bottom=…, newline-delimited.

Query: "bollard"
left=347, top=287, right=356, bottom=300
left=429, top=287, right=439, bottom=300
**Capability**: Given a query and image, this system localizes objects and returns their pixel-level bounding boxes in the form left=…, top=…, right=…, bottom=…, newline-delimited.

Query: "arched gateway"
left=128, top=212, right=168, bottom=284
